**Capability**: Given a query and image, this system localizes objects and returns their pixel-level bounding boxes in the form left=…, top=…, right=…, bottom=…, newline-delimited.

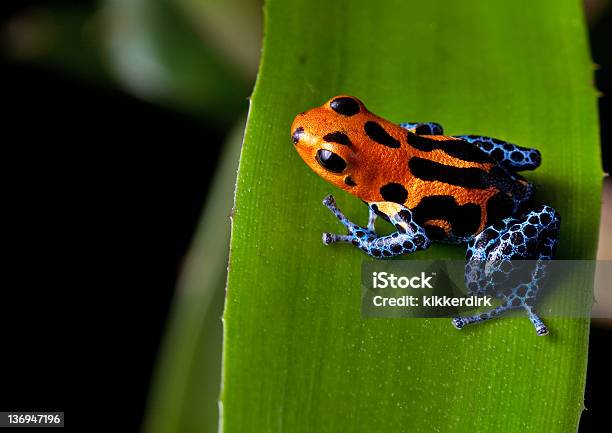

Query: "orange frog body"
left=291, top=95, right=561, bottom=336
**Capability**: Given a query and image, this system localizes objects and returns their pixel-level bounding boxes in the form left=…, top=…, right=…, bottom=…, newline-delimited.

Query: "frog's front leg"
left=399, top=122, right=444, bottom=135
left=321, top=195, right=431, bottom=258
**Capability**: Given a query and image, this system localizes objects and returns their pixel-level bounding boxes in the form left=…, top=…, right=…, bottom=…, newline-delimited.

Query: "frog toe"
left=322, top=232, right=353, bottom=245
left=536, top=324, right=549, bottom=336
left=321, top=194, right=361, bottom=231
left=322, top=194, right=336, bottom=208
left=452, top=317, right=467, bottom=330
left=322, top=232, right=335, bottom=245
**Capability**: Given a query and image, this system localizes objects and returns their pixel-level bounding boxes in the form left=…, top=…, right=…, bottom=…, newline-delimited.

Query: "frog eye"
left=316, top=149, right=346, bottom=173
left=330, top=97, right=360, bottom=116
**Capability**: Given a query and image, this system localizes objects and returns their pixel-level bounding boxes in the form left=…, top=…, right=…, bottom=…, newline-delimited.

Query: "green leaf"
left=174, top=0, right=263, bottom=79
left=224, top=1, right=602, bottom=433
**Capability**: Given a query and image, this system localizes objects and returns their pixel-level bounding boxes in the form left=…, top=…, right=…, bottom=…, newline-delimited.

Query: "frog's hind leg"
left=321, top=195, right=431, bottom=257
left=453, top=205, right=560, bottom=336
left=454, top=261, right=552, bottom=335
left=455, top=135, right=541, bottom=171
left=399, top=122, right=444, bottom=135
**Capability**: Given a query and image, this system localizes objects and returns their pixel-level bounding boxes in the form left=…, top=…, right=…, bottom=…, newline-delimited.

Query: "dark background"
left=1, top=0, right=228, bottom=429
left=1, top=0, right=610, bottom=431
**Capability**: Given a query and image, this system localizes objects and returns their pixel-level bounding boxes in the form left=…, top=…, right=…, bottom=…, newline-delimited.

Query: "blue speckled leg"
left=399, top=122, right=444, bottom=135
left=321, top=195, right=431, bottom=258
left=453, top=205, right=560, bottom=336
left=455, top=135, right=541, bottom=171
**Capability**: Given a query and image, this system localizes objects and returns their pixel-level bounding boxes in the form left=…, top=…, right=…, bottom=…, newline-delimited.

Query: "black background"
left=1, top=0, right=610, bottom=431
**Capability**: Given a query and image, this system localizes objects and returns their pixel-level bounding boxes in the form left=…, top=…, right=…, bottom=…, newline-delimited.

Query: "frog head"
left=290, top=95, right=368, bottom=193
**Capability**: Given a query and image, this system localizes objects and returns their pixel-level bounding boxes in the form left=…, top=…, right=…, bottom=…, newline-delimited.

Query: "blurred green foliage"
left=2, top=0, right=262, bottom=125
left=2, top=1, right=261, bottom=431
left=103, top=0, right=251, bottom=122
left=2, top=4, right=110, bottom=83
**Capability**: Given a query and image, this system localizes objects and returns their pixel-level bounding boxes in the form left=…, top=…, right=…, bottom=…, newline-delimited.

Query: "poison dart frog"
left=291, top=96, right=560, bottom=336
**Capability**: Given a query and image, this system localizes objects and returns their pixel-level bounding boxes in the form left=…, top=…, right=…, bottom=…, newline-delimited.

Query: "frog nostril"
left=292, top=127, right=304, bottom=145
left=344, top=175, right=357, bottom=187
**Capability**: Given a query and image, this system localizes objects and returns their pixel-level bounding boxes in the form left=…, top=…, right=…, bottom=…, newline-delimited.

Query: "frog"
left=291, top=95, right=560, bottom=336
